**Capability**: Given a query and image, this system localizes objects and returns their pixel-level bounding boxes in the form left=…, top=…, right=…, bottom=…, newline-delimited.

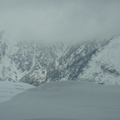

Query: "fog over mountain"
left=0, top=0, right=120, bottom=43
left=1, top=1, right=120, bottom=119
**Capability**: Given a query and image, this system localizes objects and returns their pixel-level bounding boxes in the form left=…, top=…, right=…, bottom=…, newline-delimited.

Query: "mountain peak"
left=0, top=35, right=120, bottom=85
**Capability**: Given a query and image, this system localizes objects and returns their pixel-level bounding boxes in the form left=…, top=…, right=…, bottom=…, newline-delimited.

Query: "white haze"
left=0, top=0, right=120, bottom=43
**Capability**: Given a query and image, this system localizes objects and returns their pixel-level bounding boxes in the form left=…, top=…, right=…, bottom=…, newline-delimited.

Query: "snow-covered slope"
left=46, top=40, right=106, bottom=81
left=0, top=31, right=66, bottom=85
left=80, top=36, right=120, bottom=85
left=46, top=36, right=120, bottom=85
left=1, top=31, right=120, bottom=85
left=0, top=81, right=120, bottom=120
left=0, top=81, right=34, bottom=103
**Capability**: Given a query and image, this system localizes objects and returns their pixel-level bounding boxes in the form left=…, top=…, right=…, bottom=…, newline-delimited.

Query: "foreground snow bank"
left=0, top=81, right=34, bottom=103
left=0, top=81, right=120, bottom=120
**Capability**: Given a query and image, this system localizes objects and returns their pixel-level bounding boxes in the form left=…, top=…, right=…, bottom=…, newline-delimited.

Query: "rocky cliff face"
left=0, top=31, right=120, bottom=86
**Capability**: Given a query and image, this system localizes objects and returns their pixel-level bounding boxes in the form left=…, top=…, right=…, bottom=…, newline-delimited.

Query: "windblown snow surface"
left=0, top=81, right=34, bottom=103
left=0, top=81, right=120, bottom=120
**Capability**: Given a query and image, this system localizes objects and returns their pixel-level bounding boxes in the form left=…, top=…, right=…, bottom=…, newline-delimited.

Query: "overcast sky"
left=0, top=0, right=120, bottom=43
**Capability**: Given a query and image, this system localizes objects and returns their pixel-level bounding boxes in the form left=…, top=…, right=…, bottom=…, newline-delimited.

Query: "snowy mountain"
left=0, top=81, right=120, bottom=120
left=46, top=40, right=106, bottom=82
left=0, top=81, right=34, bottom=103
left=79, top=36, right=120, bottom=85
left=0, top=31, right=65, bottom=85
left=0, top=31, right=120, bottom=85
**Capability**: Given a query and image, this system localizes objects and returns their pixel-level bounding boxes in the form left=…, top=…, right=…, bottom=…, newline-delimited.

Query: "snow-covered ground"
left=0, top=80, right=120, bottom=120
left=0, top=81, right=34, bottom=103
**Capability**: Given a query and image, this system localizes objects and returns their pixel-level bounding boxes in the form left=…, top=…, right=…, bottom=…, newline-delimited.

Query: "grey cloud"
left=0, top=0, right=120, bottom=43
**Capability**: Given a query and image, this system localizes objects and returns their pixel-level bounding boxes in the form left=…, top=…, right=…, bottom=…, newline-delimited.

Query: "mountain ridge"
left=0, top=31, right=120, bottom=86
